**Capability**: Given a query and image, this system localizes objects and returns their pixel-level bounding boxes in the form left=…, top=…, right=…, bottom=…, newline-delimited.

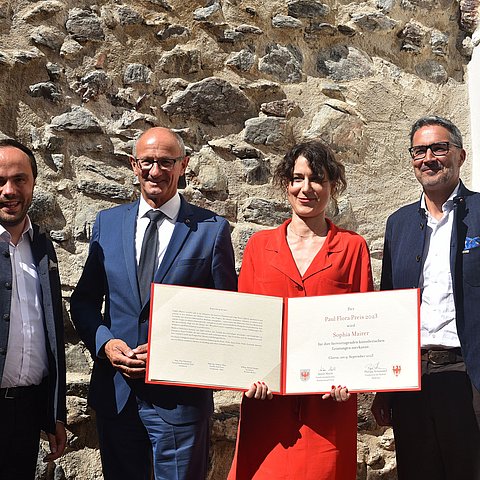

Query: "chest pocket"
left=463, top=246, right=480, bottom=287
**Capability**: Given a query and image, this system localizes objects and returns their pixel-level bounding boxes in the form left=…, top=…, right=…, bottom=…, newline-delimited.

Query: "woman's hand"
left=244, top=381, right=273, bottom=400
left=322, top=385, right=350, bottom=402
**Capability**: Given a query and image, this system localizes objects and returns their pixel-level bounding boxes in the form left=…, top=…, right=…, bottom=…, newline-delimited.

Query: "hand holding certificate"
left=146, top=284, right=420, bottom=394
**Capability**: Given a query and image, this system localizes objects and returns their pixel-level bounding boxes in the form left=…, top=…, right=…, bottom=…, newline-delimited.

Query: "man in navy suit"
left=372, top=116, right=480, bottom=479
left=0, top=139, right=66, bottom=478
left=71, top=127, right=237, bottom=480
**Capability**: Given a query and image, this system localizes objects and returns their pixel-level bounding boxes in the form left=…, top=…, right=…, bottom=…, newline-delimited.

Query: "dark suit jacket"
left=70, top=195, right=237, bottom=424
left=0, top=224, right=66, bottom=433
left=381, top=181, right=480, bottom=391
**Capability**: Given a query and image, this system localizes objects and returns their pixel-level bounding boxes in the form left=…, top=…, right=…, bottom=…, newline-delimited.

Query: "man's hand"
left=245, top=381, right=273, bottom=400
left=371, top=392, right=393, bottom=426
left=104, top=339, right=147, bottom=379
left=322, top=385, right=351, bottom=402
left=43, top=421, right=67, bottom=462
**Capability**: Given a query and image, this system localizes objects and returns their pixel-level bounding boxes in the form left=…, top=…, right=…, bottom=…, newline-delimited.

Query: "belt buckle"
left=3, top=387, right=15, bottom=399
left=428, top=350, right=451, bottom=365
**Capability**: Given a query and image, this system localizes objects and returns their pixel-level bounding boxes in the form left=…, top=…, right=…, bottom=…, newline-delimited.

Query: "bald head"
left=133, top=128, right=185, bottom=158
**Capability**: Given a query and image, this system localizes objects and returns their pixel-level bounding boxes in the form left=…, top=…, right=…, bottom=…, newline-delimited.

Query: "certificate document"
left=146, top=285, right=420, bottom=394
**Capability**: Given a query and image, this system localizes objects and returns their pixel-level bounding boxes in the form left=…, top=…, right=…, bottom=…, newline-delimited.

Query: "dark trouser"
left=392, top=359, right=480, bottom=480
left=96, top=394, right=210, bottom=480
left=0, top=385, right=44, bottom=480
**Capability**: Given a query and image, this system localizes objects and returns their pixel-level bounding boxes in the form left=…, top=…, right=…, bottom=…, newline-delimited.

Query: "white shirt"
left=419, top=184, right=460, bottom=348
left=0, top=217, right=49, bottom=388
left=135, top=193, right=181, bottom=268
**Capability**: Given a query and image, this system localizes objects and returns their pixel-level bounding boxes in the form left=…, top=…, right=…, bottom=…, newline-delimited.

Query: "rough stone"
left=430, top=30, right=449, bottom=56
left=337, top=24, right=357, bottom=36
left=29, top=189, right=56, bottom=223
left=147, top=0, right=173, bottom=10
left=259, top=44, right=303, bottom=83
left=303, top=103, right=366, bottom=164
left=188, top=147, right=228, bottom=193
left=19, top=0, right=65, bottom=22
left=51, top=153, right=65, bottom=170
left=398, top=20, right=426, bottom=53
left=116, top=5, right=144, bottom=25
left=30, top=26, right=64, bottom=51
left=51, top=107, right=103, bottom=133
left=193, top=1, right=222, bottom=21
left=235, top=24, right=263, bottom=35
left=306, top=22, right=337, bottom=36
left=316, top=45, right=375, bottom=81
left=376, top=0, right=396, bottom=11
left=287, top=0, right=330, bottom=19
left=162, top=77, right=254, bottom=126
left=28, top=82, right=62, bottom=102
left=272, top=14, right=303, bottom=29
left=243, top=117, right=288, bottom=147
left=65, top=9, right=104, bottom=42
left=260, top=99, right=299, bottom=118
left=157, top=24, right=190, bottom=41
left=240, top=157, right=271, bottom=185
left=321, top=84, right=346, bottom=101
left=350, top=12, right=398, bottom=31
left=460, top=0, right=479, bottom=32
left=415, top=59, right=448, bottom=83
left=123, top=63, right=152, bottom=85
left=225, top=48, right=256, bottom=71
left=46, top=62, right=63, bottom=81
left=159, top=47, right=201, bottom=75
left=12, top=49, right=43, bottom=65
left=60, top=37, right=83, bottom=57
left=76, top=180, right=134, bottom=200
left=77, top=71, right=111, bottom=101
left=241, top=197, right=291, bottom=226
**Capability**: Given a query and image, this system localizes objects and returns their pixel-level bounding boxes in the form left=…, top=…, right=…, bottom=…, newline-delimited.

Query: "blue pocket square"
left=464, top=236, right=480, bottom=251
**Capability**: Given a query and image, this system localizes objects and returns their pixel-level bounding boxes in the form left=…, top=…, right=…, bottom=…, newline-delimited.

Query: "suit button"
left=420, top=223, right=424, bottom=230
left=296, top=285, right=304, bottom=291
left=416, top=255, right=421, bottom=262
left=4, top=282, right=11, bottom=290
left=140, top=317, right=147, bottom=323
left=0, top=348, right=5, bottom=355
left=3, top=314, right=9, bottom=321
left=2, top=251, right=9, bottom=258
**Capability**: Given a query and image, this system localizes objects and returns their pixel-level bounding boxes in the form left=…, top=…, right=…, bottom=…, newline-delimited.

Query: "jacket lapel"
left=123, top=201, right=141, bottom=307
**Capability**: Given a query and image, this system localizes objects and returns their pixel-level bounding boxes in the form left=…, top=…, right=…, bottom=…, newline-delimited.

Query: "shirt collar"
left=0, top=215, right=34, bottom=243
left=420, top=182, right=460, bottom=216
left=138, top=193, right=181, bottom=222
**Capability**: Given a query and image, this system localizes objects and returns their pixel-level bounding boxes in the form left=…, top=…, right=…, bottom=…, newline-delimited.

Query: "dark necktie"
left=138, top=210, right=164, bottom=304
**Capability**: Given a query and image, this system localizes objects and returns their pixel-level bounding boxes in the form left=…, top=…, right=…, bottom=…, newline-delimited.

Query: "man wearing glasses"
left=372, top=116, right=480, bottom=479
left=71, top=127, right=237, bottom=480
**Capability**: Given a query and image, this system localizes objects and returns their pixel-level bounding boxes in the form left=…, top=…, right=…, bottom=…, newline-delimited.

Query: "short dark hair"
left=409, top=116, right=463, bottom=148
left=0, top=138, right=38, bottom=179
left=274, top=140, right=347, bottom=206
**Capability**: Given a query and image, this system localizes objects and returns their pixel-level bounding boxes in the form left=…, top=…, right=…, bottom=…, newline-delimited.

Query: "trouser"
left=391, top=359, right=480, bottom=480
left=0, top=384, right=44, bottom=480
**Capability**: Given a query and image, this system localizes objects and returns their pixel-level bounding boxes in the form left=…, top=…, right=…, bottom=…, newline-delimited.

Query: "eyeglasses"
left=135, top=156, right=184, bottom=172
left=408, top=142, right=461, bottom=160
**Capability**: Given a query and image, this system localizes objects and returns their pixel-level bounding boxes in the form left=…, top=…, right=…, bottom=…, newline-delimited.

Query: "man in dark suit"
left=70, top=127, right=237, bottom=480
left=372, top=116, right=480, bottom=479
left=0, top=139, right=66, bottom=478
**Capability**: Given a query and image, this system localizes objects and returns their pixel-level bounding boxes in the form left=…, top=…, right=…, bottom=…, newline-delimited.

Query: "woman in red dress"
left=228, top=141, right=373, bottom=480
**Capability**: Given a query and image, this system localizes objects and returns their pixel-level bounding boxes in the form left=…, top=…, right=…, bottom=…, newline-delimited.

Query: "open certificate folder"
left=146, top=285, right=421, bottom=394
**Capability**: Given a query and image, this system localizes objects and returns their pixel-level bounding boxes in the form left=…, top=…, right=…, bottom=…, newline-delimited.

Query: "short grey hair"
left=132, top=129, right=186, bottom=158
left=409, top=115, right=463, bottom=148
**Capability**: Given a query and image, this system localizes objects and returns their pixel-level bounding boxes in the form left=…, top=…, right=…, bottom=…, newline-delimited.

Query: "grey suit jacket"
left=0, top=224, right=66, bottom=433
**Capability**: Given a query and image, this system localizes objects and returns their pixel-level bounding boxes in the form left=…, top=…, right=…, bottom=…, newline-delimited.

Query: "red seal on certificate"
left=300, top=369, right=310, bottom=381
left=392, top=365, right=401, bottom=377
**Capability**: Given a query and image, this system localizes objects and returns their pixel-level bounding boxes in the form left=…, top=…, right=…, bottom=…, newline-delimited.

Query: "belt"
left=0, top=384, right=41, bottom=400
left=421, top=348, right=463, bottom=365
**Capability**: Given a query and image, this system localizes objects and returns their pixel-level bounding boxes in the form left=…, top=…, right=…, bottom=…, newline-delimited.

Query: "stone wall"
left=0, top=0, right=477, bottom=478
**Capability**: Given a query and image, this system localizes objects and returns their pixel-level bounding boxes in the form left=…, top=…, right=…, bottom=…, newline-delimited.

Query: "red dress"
left=228, top=219, right=373, bottom=480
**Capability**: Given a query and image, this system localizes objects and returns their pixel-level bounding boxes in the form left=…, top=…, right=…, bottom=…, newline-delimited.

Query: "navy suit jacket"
left=381, top=181, right=480, bottom=392
left=0, top=224, right=66, bottom=433
left=70, top=195, right=237, bottom=423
